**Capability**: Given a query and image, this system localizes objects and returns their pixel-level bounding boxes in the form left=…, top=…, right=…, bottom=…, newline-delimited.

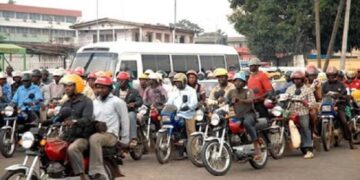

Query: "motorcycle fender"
left=204, top=137, right=231, bottom=147
left=1, top=125, right=12, bottom=130
left=190, top=132, right=204, bottom=137
left=5, top=164, right=39, bottom=177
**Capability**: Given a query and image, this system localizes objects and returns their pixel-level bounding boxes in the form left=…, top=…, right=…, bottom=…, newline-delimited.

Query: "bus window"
left=120, top=60, right=138, bottom=79
left=72, top=52, right=118, bottom=73
left=200, top=55, right=225, bottom=72
left=142, top=55, right=171, bottom=73
left=172, top=55, right=199, bottom=73
left=225, top=55, right=240, bottom=71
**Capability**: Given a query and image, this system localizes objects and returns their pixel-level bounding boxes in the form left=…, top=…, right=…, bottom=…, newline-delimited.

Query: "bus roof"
left=78, top=41, right=238, bottom=55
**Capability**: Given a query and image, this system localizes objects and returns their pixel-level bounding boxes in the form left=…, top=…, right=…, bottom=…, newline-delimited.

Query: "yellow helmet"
left=61, top=74, right=85, bottom=94
left=104, top=71, right=113, bottom=78
left=352, top=90, right=360, bottom=102
left=213, top=68, right=228, bottom=77
left=173, top=73, right=187, bottom=84
left=139, top=73, right=148, bottom=80
left=317, top=72, right=327, bottom=81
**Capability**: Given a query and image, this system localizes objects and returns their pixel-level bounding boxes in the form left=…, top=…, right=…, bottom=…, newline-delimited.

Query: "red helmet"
left=87, top=72, right=97, bottom=79
left=95, top=76, right=112, bottom=86
left=44, top=139, right=68, bottom=161
left=305, top=65, right=318, bottom=75
left=116, top=72, right=130, bottom=81
left=73, top=67, right=85, bottom=76
left=264, top=99, right=275, bottom=109
left=291, top=70, right=305, bottom=79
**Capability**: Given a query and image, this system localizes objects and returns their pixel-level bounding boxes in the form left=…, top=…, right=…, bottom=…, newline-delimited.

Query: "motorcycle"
left=346, top=88, right=360, bottom=144
left=0, top=107, right=123, bottom=180
left=127, top=105, right=147, bottom=161
left=319, top=91, right=344, bottom=151
left=201, top=104, right=269, bottom=176
left=155, top=95, right=188, bottom=164
left=0, top=94, right=41, bottom=158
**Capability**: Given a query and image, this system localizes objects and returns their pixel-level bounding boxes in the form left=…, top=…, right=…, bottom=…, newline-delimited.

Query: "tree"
left=229, top=0, right=314, bottom=63
left=8, top=0, right=15, bottom=4
left=170, top=19, right=204, bottom=34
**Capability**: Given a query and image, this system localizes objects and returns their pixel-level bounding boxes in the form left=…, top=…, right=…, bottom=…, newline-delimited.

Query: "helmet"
left=95, top=71, right=105, bottom=77
left=326, top=66, right=338, bottom=75
left=61, top=74, right=85, bottom=94
left=248, top=57, right=261, bottom=66
left=95, top=76, right=112, bottom=86
left=168, top=71, right=177, bottom=79
left=317, top=72, right=327, bottom=81
left=352, top=90, right=360, bottom=102
left=144, top=69, right=154, bottom=75
left=139, top=73, right=148, bottom=80
left=213, top=68, right=228, bottom=77
left=73, top=67, right=85, bottom=77
left=264, top=99, right=275, bottom=109
left=285, top=71, right=293, bottom=78
left=52, top=69, right=63, bottom=77
left=173, top=73, right=187, bottom=84
left=207, top=72, right=215, bottom=79
left=87, top=72, right=97, bottom=79
left=156, top=70, right=167, bottom=79
left=31, top=69, right=41, bottom=77
left=338, top=70, right=344, bottom=78
left=22, top=73, right=31, bottom=81
left=148, top=73, right=159, bottom=82
left=305, top=65, right=318, bottom=75
left=346, top=70, right=356, bottom=79
left=0, top=72, right=6, bottom=79
left=227, top=71, right=236, bottom=81
left=41, top=69, right=49, bottom=76
left=12, top=71, right=22, bottom=77
left=291, top=70, right=305, bottom=79
left=186, top=70, right=198, bottom=77
left=234, top=71, right=247, bottom=82
left=198, top=72, right=205, bottom=80
left=117, top=72, right=130, bottom=81
left=155, top=72, right=163, bottom=82
left=104, top=71, right=113, bottom=78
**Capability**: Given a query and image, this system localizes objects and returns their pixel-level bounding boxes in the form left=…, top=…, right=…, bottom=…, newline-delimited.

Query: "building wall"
left=2, top=54, right=65, bottom=70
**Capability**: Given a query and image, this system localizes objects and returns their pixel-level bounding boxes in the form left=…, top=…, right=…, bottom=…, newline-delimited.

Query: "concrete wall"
left=2, top=53, right=66, bottom=70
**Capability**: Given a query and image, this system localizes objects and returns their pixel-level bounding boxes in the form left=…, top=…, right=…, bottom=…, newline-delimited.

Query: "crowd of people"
left=1, top=57, right=360, bottom=179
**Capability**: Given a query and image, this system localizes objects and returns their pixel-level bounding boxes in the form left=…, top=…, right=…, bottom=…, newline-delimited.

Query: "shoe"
left=304, top=151, right=314, bottom=159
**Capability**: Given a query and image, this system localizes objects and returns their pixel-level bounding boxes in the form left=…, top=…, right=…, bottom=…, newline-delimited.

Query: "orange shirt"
left=247, top=71, right=273, bottom=100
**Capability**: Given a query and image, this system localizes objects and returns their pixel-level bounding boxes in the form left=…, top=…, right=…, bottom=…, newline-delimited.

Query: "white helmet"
left=12, top=71, right=22, bottom=77
left=0, top=72, right=6, bottom=79
left=52, top=69, right=63, bottom=77
left=144, top=69, right=154, bottom=75
left=155, top=72, right=163, bottom=82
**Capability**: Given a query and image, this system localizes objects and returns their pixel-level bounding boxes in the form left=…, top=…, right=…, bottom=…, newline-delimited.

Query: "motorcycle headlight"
left=4, top=106, right=14, bottom=117
left=271, top=106, right=283, bottom=117
left=20, top=132, right=35, bottom=149
left=162, top=116, right=170, bottom=123
left=195, top=110, right=204, bottom=121
left=210, top=114, right=220, bottom=126
left=321, top=105, right=332, bottom=112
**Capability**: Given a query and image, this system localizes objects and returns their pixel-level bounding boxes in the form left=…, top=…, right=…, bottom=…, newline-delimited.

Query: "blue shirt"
left=166, top=85, right=198, bottom=119
left=12, top=84, right=43, bottom=111
left=1, top=83, right=12, bottom=103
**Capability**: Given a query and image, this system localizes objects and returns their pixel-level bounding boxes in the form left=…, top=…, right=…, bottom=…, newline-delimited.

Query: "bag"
left=63, top=121, right=98, bottom=142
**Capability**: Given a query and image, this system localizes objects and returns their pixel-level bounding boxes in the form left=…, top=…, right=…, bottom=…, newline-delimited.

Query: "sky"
left=1, top=0, right=242, bottom=36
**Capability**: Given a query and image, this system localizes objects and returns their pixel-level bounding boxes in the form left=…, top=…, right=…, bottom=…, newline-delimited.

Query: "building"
left=70, top=18, right=196, bottom=47
left=0, top=3, right=81, bottom=44
left=194, top=32, right=227, bottom=45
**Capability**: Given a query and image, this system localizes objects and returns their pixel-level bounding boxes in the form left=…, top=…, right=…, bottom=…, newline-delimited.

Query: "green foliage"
left=170, top=19, right=204, bottom=34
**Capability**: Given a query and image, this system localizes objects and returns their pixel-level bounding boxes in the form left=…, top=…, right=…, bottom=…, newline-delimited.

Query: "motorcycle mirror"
left=28, top=93, right=35, bottom=99
left=182, top=95, right=188, bottom=103
left=295, top=89, right=302, bottom=96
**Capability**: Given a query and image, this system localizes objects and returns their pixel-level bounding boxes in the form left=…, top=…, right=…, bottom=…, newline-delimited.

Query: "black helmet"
left=31, top=69, right=41, bottom=77
left=41, top=69, right=49, bottom=76
left=22, top=73, right=31, bottom=81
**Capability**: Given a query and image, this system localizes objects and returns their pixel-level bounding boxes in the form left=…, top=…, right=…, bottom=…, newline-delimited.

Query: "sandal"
left=129, top=139, right=138, bottom=148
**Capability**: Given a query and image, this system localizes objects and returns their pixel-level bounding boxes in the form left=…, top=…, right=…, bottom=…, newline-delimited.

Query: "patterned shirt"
left=285, top=84, right=316, bottom=116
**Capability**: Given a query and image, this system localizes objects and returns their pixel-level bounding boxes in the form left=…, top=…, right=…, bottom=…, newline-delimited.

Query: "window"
left=54, top=16, right=65, bottom=22
left=29, top=13, right=40, bottom=21
left=164, top=34, right=170, bottom=42
left=42, top=15, right=53, bottom=21
left=200, top=55, right=225, bottom=72
left=16, top=12, right=27, bottom=19
left=120, top=60, right=138, bottom=78
left=66, top=30, right=75, bottom=37
left=42, top=29, right=50, bottom=35
left=72, top=53, right=118, bottom=73
left=179, top=35, right=185, bottom=43
left=66, top=16, right=76, bottom=23
left=172, top=55, right=199, bottom=73
left=142, top=55, right=171, bottom=73
left=134, top=32, right=139, bottom=42
left=225, top=55, right=240, bottom=71
left=16, top=27, right=28, bottom=34
left=3, top=11, right=15, bottom=18
left=156, top=33, right=162, bottom=41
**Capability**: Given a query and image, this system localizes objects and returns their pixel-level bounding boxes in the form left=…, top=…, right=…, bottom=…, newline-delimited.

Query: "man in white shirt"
left=90, top=76, right=129, bottom=179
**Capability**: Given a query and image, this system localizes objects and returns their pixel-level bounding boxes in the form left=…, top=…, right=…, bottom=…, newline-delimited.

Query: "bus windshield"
left=71, top=52, right=118, bottom=73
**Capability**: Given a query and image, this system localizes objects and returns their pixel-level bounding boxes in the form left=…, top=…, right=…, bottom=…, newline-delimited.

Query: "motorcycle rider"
left=138, top=73, right=149, bottom=97
left=73, top=67, right=96, bottom=100
left=31, top=69, right=42, bottom=86
left=285, top=70, right=316, bottom=159
left=114, top=72, right=143, bottom=148
left=48, top=69, right=65, bottom=100
left=90, top=75, right=129, bottom=179
left=207, top=68, right=235, bottom=106
left=11, top=71, right=22, bottom=97
left=344, top=70, right=360, bottom=89
left=61, top=74, right=94, bottom=180
left=247, top=58, right=273, bottom=118
left=322, top=66, right=356, bottom=149
left=6, top=66, right=14, bottom=85
left=226, top=71, right=261, bottom=160
left=186, top=70, right=206, bottom=107
left=0, top=72, right=12, bottom=105
left=86, top=72, right=97, bottom=91
left=143, top=73, right=168, bottom=107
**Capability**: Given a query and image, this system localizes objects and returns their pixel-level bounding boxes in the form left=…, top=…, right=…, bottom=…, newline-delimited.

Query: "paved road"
left=0, top=144, right=359, bottom=180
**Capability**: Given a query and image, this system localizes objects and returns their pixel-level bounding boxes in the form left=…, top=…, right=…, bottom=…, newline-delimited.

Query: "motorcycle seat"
left=255, top=118, right=268, bottom=130
left=103, top=146, right=117, bottom=156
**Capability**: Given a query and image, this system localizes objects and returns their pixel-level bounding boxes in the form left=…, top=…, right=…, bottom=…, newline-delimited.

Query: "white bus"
left=70, top=41, right=240, bottom=79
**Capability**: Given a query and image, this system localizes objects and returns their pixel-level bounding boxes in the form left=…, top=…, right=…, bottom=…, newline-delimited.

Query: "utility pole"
left=96, top=0, right=100, bottom=43
left=340, top=0, right=351, bottom=70
left=323, top=0, right=345, bottom=72
left=314, top=0, right=322, bottom=68
left=172, top=0, right=177, bottom=43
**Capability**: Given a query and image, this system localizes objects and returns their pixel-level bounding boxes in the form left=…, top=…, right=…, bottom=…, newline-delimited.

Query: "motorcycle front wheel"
left=1, top=170, right=38, bottom=180
left=187, top=134, right=204, bottom=167
left=155, top=131, right=172, bottom=164
left=130, top=127, right=145, bottom=161
left=201, top=140, right=232, bottom=176
left=321, top=120, right=333, bottom=151
left=0, top=129, right=16, bottom=158
left=249, top=137, right=268, bottom=169
left=268, top=125, right=286, bottom=159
